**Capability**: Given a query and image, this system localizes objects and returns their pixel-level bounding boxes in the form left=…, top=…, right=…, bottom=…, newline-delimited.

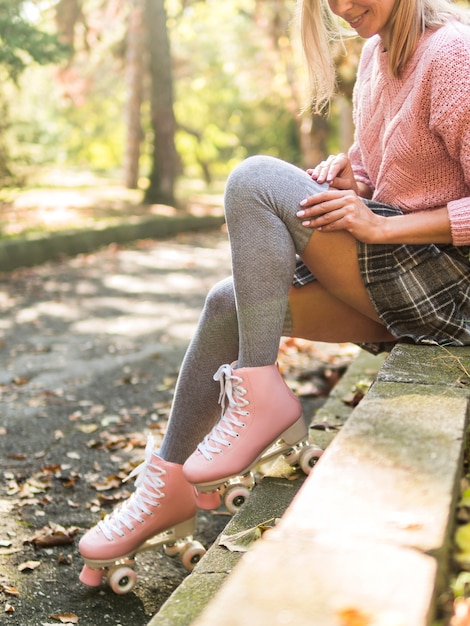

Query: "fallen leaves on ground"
left=18, top=560, right=41, bottom=572
left=26, top=522, right=79, bottom=549
left=0, top=583, right=19, bottom=596
left=218, top=518, right=278, bottom=552
left=337, top=607, right=372, bottom=626
left=48, top=613, right=79, bottom=624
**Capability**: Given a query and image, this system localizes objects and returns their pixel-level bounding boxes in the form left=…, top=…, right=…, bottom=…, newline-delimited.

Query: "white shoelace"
left=197, top=363, right=250, bottom=461
left=97, top=435, right=166, bottom=541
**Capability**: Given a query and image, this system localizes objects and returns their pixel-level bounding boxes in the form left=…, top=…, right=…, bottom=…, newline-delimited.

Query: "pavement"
left=0, top=222, right=234, bottom=626
left=0, top=216, right=350, bottom=626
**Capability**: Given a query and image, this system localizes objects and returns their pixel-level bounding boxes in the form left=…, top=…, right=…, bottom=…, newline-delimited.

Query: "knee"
left=204, top=277, right=236, bottom=318
left=225, top=155, right=279, bottom=199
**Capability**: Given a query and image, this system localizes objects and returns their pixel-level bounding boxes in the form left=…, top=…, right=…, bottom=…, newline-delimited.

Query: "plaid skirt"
left=293, top=202, right=470, bottom=353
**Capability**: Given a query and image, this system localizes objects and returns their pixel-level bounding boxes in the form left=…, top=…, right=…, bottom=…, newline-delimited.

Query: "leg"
left=160, top=277, right=240, bottom=465
left=288, top=281, right=395, bottom=344
left=79, top=278, right=241, bottom=575
left=183, top=156, right=394, bottom=487
left=300, top=229, right=386, bottom=323
left=224, top=155, right=390, bottom=359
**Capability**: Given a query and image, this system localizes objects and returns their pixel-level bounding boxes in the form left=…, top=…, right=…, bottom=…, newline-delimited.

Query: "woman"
left=79, top=0, right=470, bottom=586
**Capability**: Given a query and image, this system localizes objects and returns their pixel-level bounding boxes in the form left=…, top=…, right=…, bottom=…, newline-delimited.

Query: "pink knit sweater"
left=349, top=21, right=470, bottom=247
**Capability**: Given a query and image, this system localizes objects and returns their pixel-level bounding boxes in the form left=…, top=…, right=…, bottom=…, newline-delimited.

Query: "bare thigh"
left=288, top=281, right=395, bottom=343
left=301, top=229, right=385, bottom=322
left=289, top=229, right=395, bottom=343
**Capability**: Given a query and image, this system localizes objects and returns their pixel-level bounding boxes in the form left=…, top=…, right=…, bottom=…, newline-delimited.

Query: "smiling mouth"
left=348, top=11, right=368, bottom=27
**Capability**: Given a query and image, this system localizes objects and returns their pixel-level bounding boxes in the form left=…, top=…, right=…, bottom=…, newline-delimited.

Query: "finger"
left=299, top=207, right=346, bottom=229
left=311, top=155, right=336, bottom=182
left=299, top=190, right=342, bottom=209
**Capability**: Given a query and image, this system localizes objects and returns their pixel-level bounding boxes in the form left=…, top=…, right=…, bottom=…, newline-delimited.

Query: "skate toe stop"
left=79, top=564, right=104, bottom=587
left=196, top=490, right=221, bottom=510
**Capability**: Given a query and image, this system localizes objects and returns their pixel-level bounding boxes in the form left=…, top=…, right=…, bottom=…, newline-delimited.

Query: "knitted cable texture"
left=349, top=21, right=470, bottom=246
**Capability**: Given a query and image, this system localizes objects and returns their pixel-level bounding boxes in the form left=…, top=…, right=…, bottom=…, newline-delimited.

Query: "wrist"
left=364, top=214, right=390, bottom=244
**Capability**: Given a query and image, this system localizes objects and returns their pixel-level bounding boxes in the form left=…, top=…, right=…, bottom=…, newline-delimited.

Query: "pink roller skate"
left=79, top=436, right=205, bottom=594
left=183, top=363, right=322, bottom=514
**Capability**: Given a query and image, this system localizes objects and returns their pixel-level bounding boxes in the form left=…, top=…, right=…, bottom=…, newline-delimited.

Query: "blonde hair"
left=298, top=0, right=470, bottom=112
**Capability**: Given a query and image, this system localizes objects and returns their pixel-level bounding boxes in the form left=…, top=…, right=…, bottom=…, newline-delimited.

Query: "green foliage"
left=171, top=0, right=302, bottom=179
left=1, top=0, right=351, bottom=188
left=0, top=0, right=69, bottom=81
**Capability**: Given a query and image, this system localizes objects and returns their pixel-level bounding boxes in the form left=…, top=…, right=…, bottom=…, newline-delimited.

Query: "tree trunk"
left=144, top=0, right=178, bottom=205
left=123, top=0, right=145, bottom=189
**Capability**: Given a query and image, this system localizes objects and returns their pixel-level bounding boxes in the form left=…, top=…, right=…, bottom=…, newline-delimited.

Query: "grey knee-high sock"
left=160, top=157, right=325, bottom=464
left=160, top=275, right=296, bottom=464
left=224, top=155, right=326, bottom=368
left=159, top=277, right=239, bottom=464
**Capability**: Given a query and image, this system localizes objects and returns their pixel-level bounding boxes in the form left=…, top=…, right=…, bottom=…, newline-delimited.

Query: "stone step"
left=191, top=344, right=470, bottom=626
left=148, top=349, right=388, bottom=626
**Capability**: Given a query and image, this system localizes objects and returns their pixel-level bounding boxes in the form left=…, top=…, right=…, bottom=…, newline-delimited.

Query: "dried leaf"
left=18, top=560, right=41, bottom=572
left=28, top=523, right=79, bottom=548
left=48, top=613, right=79, bottom=624
left=219, top=519, right=277, bottom=552
left=91, top=475, right=122, bottom=492
left=0, top=584, right=20, bottom=596
left=75, top=423, right=98, bottom=434
left=57, top=553, right=73, bottom=565
left=337, top=607, right=372, bottom=626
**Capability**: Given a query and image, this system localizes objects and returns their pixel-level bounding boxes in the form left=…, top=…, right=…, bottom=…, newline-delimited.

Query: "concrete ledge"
left=189, top=344, right=470, bottom=626
left=149, top=477, right=307, bottom=626
left=0, top=213, right=225, bottom=273
left=148, top=350, right=388, bottom=626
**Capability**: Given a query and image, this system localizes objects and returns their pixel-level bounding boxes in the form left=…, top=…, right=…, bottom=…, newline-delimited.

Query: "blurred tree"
left=144, top=0, right=178, bottom=204
left=0, top=0, right=69, bottom=184
left=1, top=0, right=362, bottom=197
left=124, top=0, right=145, bottom=189
left=55, top=0, right=84, bottom=51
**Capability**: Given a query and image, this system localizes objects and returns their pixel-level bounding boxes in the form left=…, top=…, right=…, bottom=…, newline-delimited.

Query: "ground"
left=0, top=214, right=356, bottom=626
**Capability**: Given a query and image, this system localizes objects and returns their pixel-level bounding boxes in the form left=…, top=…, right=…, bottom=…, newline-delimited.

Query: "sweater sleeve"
left=429, top=28, right=470, bottom=246
left=348, top=38, right=377, bottom=197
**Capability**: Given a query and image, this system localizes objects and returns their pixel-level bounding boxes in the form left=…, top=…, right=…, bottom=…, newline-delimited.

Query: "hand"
left=296, top=188, right=386, bottom=243
left=307, top=153, right=358, bottom=192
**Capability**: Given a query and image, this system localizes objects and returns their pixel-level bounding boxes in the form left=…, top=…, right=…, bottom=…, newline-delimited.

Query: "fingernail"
left=299, top=198, right=307, bottom=206
left=297, top=209, right=305, bottom=217
left=301, top=220, right=310, bottom=227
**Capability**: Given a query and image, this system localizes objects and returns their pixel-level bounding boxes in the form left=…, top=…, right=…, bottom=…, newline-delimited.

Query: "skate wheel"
left=79, top=564, right=104, bottom=587
left=299, top=446, right=323, bottom=474
left=224, top=485, right=251, bottom=514
left=283, top=447, right=301, bottom=466
left=163, top=542, right=181, bottom=558
left=180, top=541, right=206, bottom=571
left=108, top=565, right=137, bottom=594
